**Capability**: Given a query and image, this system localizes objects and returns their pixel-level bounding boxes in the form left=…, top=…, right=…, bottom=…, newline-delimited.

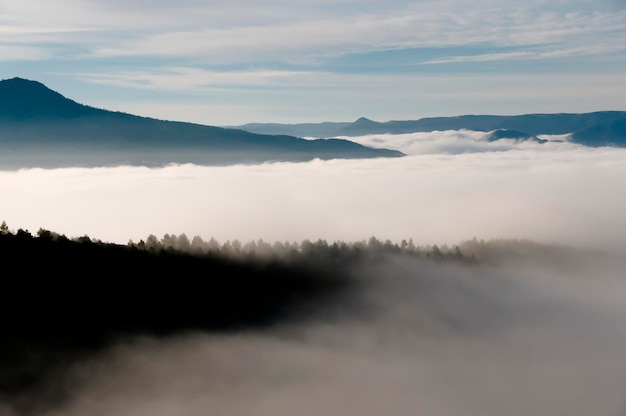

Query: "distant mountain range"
left=231, top=112, right=626, bottom=147
left=0, top=77, right=403, bottom=169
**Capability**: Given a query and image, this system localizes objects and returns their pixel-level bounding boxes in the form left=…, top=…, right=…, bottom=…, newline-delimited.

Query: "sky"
left=1, top=0, right=626, bottom=126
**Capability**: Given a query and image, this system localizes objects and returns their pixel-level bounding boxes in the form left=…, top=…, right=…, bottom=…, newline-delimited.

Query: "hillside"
left=230, top=112, right=626, bottom=146
left=0, top=78, right=404, bottom=169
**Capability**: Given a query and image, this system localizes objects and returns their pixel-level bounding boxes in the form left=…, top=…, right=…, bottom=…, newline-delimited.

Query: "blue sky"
left=1, top=0, right=625, bottom=125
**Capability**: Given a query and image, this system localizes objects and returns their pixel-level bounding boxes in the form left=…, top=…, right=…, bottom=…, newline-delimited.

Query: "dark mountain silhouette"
left=230, top=111, right=626, bottom=147
left=337, top=112, right=626, bottom=137
left=486, top=129, right=546, bottom=143
left=0, top=77, right=404, bottom=169
left=571, top=117, right=626, bottom=147
left=227, top=121, right=351, bottom=138
left=0, top=77, right=104, bottom=120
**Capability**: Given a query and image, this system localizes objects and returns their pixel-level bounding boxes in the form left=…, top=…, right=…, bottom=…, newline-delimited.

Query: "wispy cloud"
left=3, top=1, right=625, bottom=65
left=82, top=7, right=626, bottom=66
left=74, top=67, right=315, bottom=90
left=69, top=70, right=626, bottom=125
left=2, top=0, right=625, bottom=124
left=0, top=44, right=51, bottom=61
left=423, top=44, right=626, bottom=65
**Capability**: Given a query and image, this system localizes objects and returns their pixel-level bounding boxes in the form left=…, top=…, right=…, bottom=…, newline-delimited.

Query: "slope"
left=0, top=78, right=404, bottom=169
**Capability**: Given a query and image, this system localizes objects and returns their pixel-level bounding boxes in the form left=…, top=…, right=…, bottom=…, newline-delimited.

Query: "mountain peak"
left=354, top=117, right=377, bottom=125
left=0, top=77, right=101, bottom=120
left=0, top=77, right=61, bottom=98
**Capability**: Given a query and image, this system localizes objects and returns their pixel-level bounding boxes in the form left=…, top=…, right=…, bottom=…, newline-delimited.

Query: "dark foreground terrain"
left=0, top=227, right=362, bottom=413
left=5, top=226, right=624, bottom=416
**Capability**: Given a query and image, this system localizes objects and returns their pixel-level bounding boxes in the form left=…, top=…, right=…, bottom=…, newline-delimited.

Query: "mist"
left=3, top=245, right=626, bottom=416
left=0, top=132, right=625, bottom=253
left=2, top=132, right=626, bottom=415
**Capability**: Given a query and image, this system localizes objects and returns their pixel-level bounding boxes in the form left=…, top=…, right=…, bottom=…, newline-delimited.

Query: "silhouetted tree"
left=191, top=235, right=206, bottom=254
left=176, top=233, right=191, bottom=252
left=161, top=233, right=176, bottom=249
left=15, top=228, right=32, bottom=239
left=430, top=244, right=443, bottom=259
left=75, top=235, right=92, bottom=244
left=145, top=234, right=160, bottom=250
left=207, top=237, right=220, bottom=252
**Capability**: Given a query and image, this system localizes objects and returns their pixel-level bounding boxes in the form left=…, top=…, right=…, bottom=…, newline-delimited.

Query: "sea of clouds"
left=2, top=130, right=626, bottom=415
left=0, top=130, right=625, bottom=252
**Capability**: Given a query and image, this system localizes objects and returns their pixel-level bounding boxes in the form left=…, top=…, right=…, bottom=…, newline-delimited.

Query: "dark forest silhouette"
left=1, top=220, right=590, bottom=413
left=0, top=220, right=477, bottom=403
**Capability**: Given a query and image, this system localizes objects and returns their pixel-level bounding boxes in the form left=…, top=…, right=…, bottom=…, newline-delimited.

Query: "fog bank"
left=0, top=135, right=624, bottom=252
left=4, top=247, right=626, bottom=416
left=2, top=129, right=626, bottom=415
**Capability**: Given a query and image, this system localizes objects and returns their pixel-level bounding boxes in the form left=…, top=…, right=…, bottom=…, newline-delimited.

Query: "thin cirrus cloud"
left=78, top=70, right=626, bottom=126
left=75, top=67, right=316, bottom=90
left=2, top=0, right=624, bottom=65
left=84, top=5, right=626, bottom=66
left=0, top=45, right=51, bottom=61
left=2, top=0, right=625, bottom=124
left=422, top=44, right=626, bottom=65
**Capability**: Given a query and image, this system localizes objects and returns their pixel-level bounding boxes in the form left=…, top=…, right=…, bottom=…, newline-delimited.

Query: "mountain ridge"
left=0, top=77, right=404, bottom=169
left=229, top=111, right=626, bottom=147
left=0, top=77, right=108, bottom=120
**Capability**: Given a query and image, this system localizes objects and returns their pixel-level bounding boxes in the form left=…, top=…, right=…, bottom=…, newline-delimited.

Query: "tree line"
left=131, top=231, right=470, bottom=262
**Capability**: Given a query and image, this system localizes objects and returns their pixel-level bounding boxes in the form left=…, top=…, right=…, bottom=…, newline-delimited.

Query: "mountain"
left=229, top=111, right=626, bottom=147
left=226, top=121, right=351, bottom=138
left=571, top=117, right=626, bottom=147
left=0, top=77, right=104, bottom=120
left=0, top=77, right=404, bottom=169
left=485, top=129, right=546, bottom=143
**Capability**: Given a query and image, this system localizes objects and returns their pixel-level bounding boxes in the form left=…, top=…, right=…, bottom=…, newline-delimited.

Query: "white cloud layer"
left=336, top=130, right=575, bottom=155
left=1, top=136, right=624, bottom=253
left=2, top=129, right=626, bottom=416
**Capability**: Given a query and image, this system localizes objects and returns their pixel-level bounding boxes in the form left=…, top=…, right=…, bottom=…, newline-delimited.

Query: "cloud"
left=0, top=138, right=625, bottom=253
left=81, top=5, right=626, bottom=66
left=335, top=130, right=577, bottom=155
left=2, top=127, right=626, bottom=415
left=0, top=45, right=51, bottom=61
left=4, top=0, right=625, bottom=125
left=422, top=44, right=626, bottom=65
left=2, top=0, right=625, bottom=66
left=74, top=67, right=315, bottom=91
left=58, top=68, right=626, bottom=126
left=7, top=245, right=626, bottom=416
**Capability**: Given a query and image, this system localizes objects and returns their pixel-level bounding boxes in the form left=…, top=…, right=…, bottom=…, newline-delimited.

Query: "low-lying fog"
left=1, top=130, right=625, bottom=252
left=4, top=246, right=626, bottom=416
left=2, top=130, right=626, bottom=416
